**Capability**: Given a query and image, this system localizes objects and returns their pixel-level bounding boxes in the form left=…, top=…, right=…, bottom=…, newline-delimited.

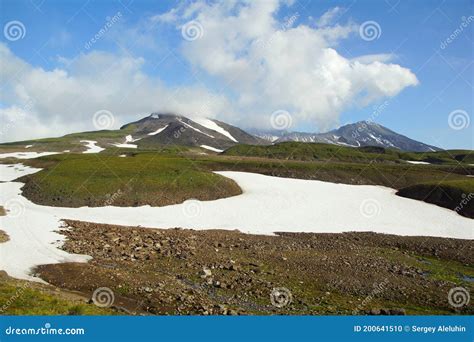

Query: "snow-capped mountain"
left=254, top=121, right=441, bottom=152
left=121, top=113, right=265, bottom=151
left=248, top=129, right=289, bottom=143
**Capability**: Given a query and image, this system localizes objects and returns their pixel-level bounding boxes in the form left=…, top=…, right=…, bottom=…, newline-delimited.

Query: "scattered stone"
left=200, top=267, right=212, bottom=278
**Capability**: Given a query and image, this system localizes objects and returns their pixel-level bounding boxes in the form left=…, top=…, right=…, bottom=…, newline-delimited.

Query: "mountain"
left=121, top=113, right=265, bottom=152
left=253, top=121, right=441, bottom=152
left=247, top=129, right=288, bottom=143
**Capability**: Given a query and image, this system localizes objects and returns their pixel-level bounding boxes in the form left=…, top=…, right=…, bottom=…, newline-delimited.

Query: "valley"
left=0, top=114, right=472, bottom=315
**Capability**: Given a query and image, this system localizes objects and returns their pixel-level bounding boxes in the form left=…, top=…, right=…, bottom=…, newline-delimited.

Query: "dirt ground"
left=34, top=220, right=474, bottom=315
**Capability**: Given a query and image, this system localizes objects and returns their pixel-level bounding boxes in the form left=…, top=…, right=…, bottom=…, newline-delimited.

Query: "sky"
left=0, top=0, right=472, bottom=149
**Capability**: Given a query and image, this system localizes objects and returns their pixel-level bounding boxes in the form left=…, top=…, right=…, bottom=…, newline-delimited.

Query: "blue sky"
left=0, top=0, right=472, bottom=149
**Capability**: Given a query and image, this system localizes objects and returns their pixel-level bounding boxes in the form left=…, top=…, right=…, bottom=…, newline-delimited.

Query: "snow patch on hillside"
left=193, top=118, right=238, bottom=142
left=81, top=140, right=104, bottom=153
left=112, top=143, right=137, bottom=149
left=200, top=145, right=224, bottom=153
left=148, top=125, right=169, bottom=136
left=1, top=168, right=472, bottom=282
left=0, top=152, right=59, bottom=159
left=0, top=164, right=42, bottom=182
left=178, top=119, right=215, bottom=138
left=125, top=135, right=141, bottom=142
left=406, top=161, right=431, bottom=165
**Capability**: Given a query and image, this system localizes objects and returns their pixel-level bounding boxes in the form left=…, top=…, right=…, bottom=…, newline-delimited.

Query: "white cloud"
left=0, top=43, right=230, bottom=142
left=351, top=53, right=396, bottom=64
left=315, top=7, right=344, bottom=27
left=0, top=0, right=419, bottom=142
left=164, top=0, right=418, bottom=130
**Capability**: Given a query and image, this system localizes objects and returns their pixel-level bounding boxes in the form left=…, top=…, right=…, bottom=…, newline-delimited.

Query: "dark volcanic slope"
left=122, top=114, right=264, bottom=151
left=255, top=121, right=441, bottom=152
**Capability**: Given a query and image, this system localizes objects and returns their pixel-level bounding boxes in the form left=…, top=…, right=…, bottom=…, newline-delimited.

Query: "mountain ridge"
left=251, top=120, right=441, bottom=152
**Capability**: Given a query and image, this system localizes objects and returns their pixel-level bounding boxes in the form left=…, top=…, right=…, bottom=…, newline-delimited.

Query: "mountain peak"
left=253, top=120, right=440, bottom=152
left=121, top=113, right=265, bottom=151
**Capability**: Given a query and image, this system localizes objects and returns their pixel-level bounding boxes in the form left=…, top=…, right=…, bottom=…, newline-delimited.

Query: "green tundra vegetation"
left=1, top=140, right=471, bottom=216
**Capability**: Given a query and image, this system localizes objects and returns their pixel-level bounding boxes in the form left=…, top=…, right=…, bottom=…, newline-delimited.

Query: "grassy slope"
left=0, top=273, right=116, bottom=315
left=20, top=153, right=241, bottom=207
left=397, top=180, right=474, bottom=218
left=222, top=143, right=474, bottom=215
left=4, top=141, right=471, bottom=213
left=0, top=126, right=137, bottom=153
left=224, top=142, right=474, bottom=165
left=199, top=155, right=471, bottom=189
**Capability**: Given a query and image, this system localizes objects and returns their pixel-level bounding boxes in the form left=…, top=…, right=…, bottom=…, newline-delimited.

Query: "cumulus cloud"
left=315, top=7, right=344, bottom=27
left=0, top=0, right=419, bottom=142
left=164, top=0, right=418, bottom=130
left=0, top=43, right=230, bottom=142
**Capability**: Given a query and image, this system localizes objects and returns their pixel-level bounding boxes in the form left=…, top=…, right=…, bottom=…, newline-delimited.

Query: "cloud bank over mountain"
left=0, top=0, right=418, bottom=142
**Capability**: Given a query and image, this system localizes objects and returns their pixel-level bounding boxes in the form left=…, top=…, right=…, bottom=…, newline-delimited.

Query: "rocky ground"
left=0, top=231, right=9, bottom=243
left=34, top=220, right=474, bottom=315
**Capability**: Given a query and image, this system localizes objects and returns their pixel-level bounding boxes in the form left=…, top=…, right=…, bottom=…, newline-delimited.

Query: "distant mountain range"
left=92, top=113, right=440, bottom=153
left=251, top=121, right=441, bottom=152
